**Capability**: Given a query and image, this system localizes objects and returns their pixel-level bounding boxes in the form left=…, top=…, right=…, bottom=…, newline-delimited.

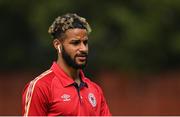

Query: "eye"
left=71, top=40, right=80, bottom=45
left=83, top=40, right=88, bottom=46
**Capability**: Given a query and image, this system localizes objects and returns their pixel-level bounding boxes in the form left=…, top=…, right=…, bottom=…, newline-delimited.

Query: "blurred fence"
left=0, top=70, right=180, bottom=115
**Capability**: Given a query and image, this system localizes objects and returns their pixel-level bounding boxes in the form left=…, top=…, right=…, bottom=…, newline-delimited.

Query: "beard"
left=61, top=45, right=88, bottom=69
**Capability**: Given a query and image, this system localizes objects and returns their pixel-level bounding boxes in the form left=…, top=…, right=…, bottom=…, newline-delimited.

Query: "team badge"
left=61, top=94, right=71, bottom=101
left=88, top=93, right=96, bottom=107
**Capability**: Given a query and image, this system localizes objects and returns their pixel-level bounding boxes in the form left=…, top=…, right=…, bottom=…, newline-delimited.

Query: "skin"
left=53, top=28, right=88, bottom=85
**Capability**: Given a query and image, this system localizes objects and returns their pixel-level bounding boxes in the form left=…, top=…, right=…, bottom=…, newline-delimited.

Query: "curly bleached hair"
left=48, top=13, right=91, bottom=39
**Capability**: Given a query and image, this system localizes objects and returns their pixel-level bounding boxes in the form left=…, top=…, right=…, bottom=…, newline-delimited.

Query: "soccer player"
left=22, top=13, right=111, bottom=116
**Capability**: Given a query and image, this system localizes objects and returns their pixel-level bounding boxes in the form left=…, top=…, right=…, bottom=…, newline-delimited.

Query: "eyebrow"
left=71, top=38, right=88, bottom=41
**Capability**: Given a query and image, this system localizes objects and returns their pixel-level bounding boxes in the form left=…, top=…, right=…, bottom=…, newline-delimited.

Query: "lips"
left=77, top=56, right=86, bottom=61
left=76, top=54, right=87, bottom=61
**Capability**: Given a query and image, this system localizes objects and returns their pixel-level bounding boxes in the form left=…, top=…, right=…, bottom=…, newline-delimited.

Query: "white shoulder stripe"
left=24, top=69, right=52, bottom=116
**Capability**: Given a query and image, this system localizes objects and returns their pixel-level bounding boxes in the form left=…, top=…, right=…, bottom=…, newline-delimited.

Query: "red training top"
left=22, top=62, right=111, bottom=116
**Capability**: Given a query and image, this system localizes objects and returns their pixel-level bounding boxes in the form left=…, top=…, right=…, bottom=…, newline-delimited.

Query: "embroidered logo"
left=61, top=94, right=71, bottom=101
left=88, top=93, right=96, bottom=107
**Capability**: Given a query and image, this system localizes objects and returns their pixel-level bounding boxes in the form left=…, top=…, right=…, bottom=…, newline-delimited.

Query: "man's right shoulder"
left=34, top=69, right=54, bottom=83
left=25, top=69, right=55, bottom=89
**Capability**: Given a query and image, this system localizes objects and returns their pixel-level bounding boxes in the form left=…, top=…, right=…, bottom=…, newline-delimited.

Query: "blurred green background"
left=1, top=0, right=180, bottom=73
left=1, top=0, right=180, bottom=115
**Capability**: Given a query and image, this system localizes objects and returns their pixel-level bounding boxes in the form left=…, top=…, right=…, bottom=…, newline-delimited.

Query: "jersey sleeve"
left=22, top=80, right=50, bottom=116
left=97, top=85, right=112, bottom=116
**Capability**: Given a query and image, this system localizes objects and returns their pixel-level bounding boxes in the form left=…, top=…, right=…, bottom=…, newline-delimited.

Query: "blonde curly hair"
left=48, top=13, right=91, bottom=39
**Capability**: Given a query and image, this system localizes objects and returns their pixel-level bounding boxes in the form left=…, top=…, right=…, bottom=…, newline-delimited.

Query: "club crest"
left=88, top=93, right=96, bottom=107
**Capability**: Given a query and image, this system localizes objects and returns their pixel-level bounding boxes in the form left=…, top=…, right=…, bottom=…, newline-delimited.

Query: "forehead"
left=65, top=28, right=88, bottom=40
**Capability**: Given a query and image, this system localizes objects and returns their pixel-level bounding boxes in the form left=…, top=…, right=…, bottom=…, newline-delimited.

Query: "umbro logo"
left=61, top=94, right=71, bottom=101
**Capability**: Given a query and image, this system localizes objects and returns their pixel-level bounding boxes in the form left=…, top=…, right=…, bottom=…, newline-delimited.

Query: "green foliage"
left=0, top=0, right=180, bottom=72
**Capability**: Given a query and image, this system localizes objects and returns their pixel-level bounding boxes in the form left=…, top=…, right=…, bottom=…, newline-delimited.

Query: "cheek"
left=87, top=46, right=89, bottom=52
left=86, top=45, right=89, bottom=53
left=67, top=49, right=77, bottom=59
left=63, top=45, right=79, bottom=59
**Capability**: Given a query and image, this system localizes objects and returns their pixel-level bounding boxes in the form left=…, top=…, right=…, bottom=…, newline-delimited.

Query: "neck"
left=56, top=57, right=81, bottom=82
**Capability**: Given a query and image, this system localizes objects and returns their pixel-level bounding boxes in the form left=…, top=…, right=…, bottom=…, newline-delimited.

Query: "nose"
left=79, top=42, right=88, bottom=53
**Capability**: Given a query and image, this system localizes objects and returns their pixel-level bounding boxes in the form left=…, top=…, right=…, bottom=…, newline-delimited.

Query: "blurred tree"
left=0, top=0, right=180, bottom=73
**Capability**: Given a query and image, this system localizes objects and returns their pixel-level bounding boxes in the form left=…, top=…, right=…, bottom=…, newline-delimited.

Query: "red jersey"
left=22, top=62, right=111, bottom=116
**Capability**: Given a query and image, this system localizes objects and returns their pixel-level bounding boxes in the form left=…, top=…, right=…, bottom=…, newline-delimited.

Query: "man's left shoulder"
left=84, top=77, right=103, bottom=92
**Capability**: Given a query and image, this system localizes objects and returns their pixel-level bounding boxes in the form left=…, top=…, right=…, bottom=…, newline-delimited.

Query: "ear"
left=53, top=39, right=62, bottom=53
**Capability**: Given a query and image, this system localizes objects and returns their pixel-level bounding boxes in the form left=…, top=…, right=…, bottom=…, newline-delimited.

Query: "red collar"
left=50, top=62, right=88, bottom=87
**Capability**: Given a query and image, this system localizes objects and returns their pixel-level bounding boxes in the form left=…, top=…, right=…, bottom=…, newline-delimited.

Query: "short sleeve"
left=22, top=80, right=49, bottom=116
left=97, top=85, right=112, bottom=116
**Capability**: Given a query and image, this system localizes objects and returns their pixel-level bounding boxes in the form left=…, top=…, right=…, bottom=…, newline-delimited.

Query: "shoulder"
left=23, top=69, right=55, bottom=92
left=31, top=69, right=54, bottom=86
left=22, top=69, right=58, bottom=104
left=84, top=77, right=103, bottom=94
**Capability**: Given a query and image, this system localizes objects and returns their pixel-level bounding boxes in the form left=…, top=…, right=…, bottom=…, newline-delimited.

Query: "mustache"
left=75, top=52, right=88, bottom=57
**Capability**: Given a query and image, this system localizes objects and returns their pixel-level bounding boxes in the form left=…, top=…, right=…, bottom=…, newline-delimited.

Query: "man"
left=22, top=13, right=111, bottom=116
